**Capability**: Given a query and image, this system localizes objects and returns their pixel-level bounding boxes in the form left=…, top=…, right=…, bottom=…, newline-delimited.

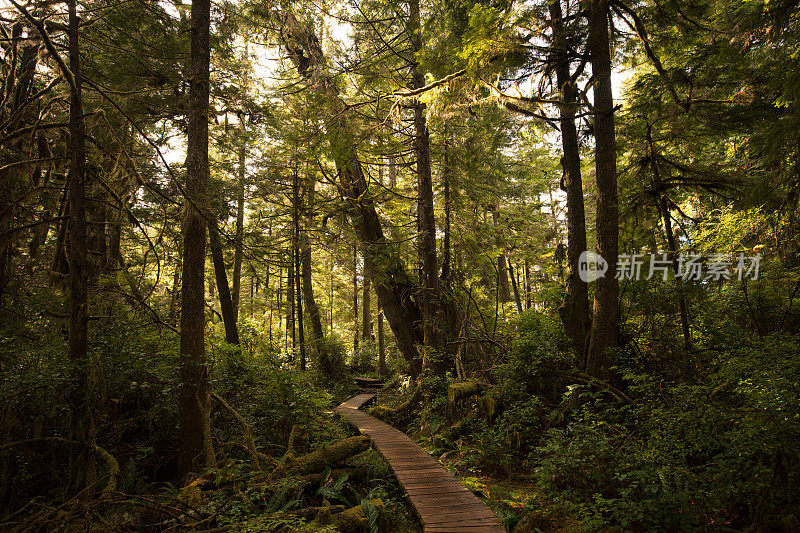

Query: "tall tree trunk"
left=179, top=0, right=215, bottom=475
left=362, top=271, right=372, bottom=340
left=550, top=0, right=591, bottom=362
left=586, top=0, right=620, bottom=379
left=208, top=223, right=240, bottom=345
left=66, top=0, right=94, bottom=489
left=287, top=249, right=295, bottom=357
left=273, top=265, right=281, bottom=345
left=1, top=26, right=41, bottom=302
left=645, top=125, right=692, bottom=352
left=293, top=170, right=306, bottom=371
left=28, top=135, right=55, bottom=262
left=659, top=196, right=692, bottom=351
left=492, top=208, right=511, bottom=302
left=378, top=311, right=386, bottom=375
left=353, top=243, right=359, bottom=354
left=329, top=258, right=334, bottom=331
left=278, top=10, right=424, bottom=378
left=107, top=212, right=122, bottom=270
left=525, top=258, right=531, bottom=310
left=301, top=179, right=328, bottom=371
left=232, top=130, right=245, bottom=319
left=441, top=127, right=452, bottom=283
left=295, top=244, right=305, bottom=370
left=409, top=0, right=441, bottom=354
left=508, top=257, right=524, bottom=314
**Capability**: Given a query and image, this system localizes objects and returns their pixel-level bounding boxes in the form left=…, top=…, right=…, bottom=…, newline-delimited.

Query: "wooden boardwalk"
left=335, top=387, right=505, bottom=532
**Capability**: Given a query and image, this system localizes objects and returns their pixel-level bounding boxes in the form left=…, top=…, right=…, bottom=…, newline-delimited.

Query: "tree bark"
left=508, top=257, right=524, bottom=314
left=287, top=247, right=295, bottom=357
left=550, top=0, right=591, bottom=363
left=441, top=127, right=452, bottom=283
left=0, top=26, right=41, bottom=303
left=362, top=268, right=372, bottom=341
left=179, top=0, right=214, bottom=475
left=232, top=129, right=245, bottom=319
left=277, top=10, right=424, bottom=378
left=525, top=258, right=531, bottom=310
left=28, top=135, right=55, bottom=262
left=492, top=208, right=511, bottom=302
left=300, top=179, right=328, bottom=371
left=586, top=0, right=620, bottom=379
left=378, top=311, right=386, bottom=375
left=293, top=169, right=306, bottom=370
left=208, top=223, right=240, bottom=345
left=353, top=243, right=359, bottom=354
left=409, top=0, right=441, bottom=352
left=66, top=0, right=94, bottom=490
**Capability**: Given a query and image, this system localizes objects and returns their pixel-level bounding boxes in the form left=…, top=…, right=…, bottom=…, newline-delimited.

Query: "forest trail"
left=336, top=384, right=506, bottom=533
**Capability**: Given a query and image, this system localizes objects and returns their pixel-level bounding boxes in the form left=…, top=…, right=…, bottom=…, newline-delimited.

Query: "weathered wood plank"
left=336, top=391, right=505, bottom=532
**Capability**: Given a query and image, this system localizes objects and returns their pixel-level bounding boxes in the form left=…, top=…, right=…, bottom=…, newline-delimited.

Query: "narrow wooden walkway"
left=335, top=387, right=505, bottom=533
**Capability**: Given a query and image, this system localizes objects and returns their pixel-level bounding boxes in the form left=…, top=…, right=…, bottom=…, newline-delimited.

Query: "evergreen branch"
left=7, top=0, right=78, bottom=96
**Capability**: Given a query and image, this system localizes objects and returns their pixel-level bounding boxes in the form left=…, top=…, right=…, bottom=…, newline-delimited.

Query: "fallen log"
left=289, top=504, right=346, bottom=519
left=269, top=435, right=371, bottom=479
left=447, top=380, right=484, bottom=404
left=298, top=467, right=355, bottom=485
left=314, top=498, right=385, bottom=533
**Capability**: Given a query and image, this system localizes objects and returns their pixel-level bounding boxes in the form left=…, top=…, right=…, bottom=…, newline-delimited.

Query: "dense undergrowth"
left=372, top=271, right=800, bottom=532
left=0, top=290, right=418, bottom=532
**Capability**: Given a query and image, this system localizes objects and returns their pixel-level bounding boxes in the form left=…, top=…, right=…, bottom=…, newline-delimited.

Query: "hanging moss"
left=447, top=380, right=485, bottom=404
left=313, top=498, right=385, bottom=533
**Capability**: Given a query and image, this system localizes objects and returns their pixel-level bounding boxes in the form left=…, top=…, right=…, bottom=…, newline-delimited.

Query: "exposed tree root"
left=370, top=385, right=422, bottom=419
left=546, top=370, right=637, bottom=405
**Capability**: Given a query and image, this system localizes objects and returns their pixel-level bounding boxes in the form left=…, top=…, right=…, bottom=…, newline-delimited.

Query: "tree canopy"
left=1, top=0, right=799, bottom=529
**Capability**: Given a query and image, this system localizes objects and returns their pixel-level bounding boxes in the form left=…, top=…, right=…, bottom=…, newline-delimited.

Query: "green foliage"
left=315, top=333, right=349, bottom=377
left=498, top=311, right=571, bottom=395
left=360, top=498, right=381, bottom=533
left=317, top=469, right=354, bottom=506
left=213, top=354, right=343, bottom=455
left=350, top=339, right=378, bottom=373
left=531, top=332, right=800, bottom=530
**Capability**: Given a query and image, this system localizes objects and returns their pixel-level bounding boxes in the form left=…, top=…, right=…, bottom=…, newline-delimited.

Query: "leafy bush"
left=532, top=332, right=800, bottom=530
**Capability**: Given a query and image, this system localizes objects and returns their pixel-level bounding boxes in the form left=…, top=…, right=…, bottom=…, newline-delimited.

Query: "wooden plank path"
left=335, top=388, right=505, bottom=532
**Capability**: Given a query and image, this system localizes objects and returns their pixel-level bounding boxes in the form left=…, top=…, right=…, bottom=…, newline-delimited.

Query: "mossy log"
left=298, top=467, right=355, bottom=485
left=290, top=504, right=346, bottom=519
left=270, top=435, right=371, bottom=479
left=447, top=380, right=484, bottom=404
left=370, top=385, right=422, bottom=419
left=314, top=498, right=385, bottom=533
